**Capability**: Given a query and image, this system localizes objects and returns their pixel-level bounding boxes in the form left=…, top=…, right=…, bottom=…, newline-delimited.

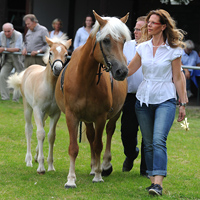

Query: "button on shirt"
left=136, top=39, right=183, bottom=106
left=123, top=40, right=143, bottom=93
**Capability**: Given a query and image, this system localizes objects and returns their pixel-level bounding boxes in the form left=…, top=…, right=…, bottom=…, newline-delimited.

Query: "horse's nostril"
left=116, top=68, right=128, bottom=77
left=116, top=69, right=122, bottom=76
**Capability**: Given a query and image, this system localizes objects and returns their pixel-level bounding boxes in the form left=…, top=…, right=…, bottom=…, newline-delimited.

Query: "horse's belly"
left=67, top=98, right=110, bottom=123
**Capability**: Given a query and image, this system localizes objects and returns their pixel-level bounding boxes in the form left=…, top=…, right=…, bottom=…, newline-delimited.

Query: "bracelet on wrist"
left=179, top=102, right=186, bottom=107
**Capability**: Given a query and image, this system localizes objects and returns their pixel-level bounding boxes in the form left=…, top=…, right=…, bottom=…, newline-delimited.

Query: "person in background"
left=127, top=9, right=187, bottom=196
left=0, top=23, right=24, bottom=101
left=49, top=18, right=64, bottom=38
left=22, top=14, right=49, bottom=68
left=121, top=16, right=148, bottom=178
left=73, top=15, right=94, bottom=50
left=181, top=40, right=200, bottom=98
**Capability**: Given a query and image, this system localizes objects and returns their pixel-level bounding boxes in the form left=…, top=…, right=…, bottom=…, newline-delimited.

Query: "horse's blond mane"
left=91, top=16, right=131, bottom=42
left=43, top=34, right=69, bottom=64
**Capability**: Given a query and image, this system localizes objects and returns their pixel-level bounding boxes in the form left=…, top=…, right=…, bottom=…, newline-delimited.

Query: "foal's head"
left=44, top=35, right=72, bottom=76
left=91, top=11, right=131, bottom=81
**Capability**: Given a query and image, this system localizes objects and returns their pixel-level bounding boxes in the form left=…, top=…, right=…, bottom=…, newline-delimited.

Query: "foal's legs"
left=85, top=122, right=95, bottom=175
left=24, top=100, right=33, bottom=167
left=33, top=108, right=46, bottom=174
left=34, top=114, right=48, bottom=162
left=102, top=112, right=121, bottom=176
left=47, top=111, right=61, bottom=171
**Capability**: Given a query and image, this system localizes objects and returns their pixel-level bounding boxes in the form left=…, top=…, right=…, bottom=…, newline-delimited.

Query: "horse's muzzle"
left=53, top=61, right=64, bottom=77
left=112, top=66, right=128, bottom=81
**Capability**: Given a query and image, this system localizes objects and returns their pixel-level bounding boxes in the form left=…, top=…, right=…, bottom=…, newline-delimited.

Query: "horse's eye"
left=49, top=51, right=53, bottom=56
left=103, top=38, right=110, bottom=45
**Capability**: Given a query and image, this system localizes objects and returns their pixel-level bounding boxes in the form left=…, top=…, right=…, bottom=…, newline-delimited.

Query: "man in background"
left=22, top=14, right=49, bottom=68
left=121, top=16, right=148, bottom=177
left=0, top=23, right=24, bottom=101
left=181, top=40, right=200, bottom=98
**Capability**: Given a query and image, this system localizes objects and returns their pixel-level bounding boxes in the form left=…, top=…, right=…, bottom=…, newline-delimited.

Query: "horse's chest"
left=41, top=100, right=59, bottom=115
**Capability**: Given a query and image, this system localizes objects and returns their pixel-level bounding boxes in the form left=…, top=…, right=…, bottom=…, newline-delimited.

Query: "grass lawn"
left=0, top=98, right=199, bottom=199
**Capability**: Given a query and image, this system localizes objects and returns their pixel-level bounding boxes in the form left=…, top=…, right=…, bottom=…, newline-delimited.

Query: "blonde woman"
left=49, top=18, right=64, bottom=38
left=127, top=9, right=187, bottom=196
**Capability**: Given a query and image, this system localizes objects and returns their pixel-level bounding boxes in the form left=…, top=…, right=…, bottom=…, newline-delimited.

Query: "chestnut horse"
left=55, top=11, right=131, bottom=188
left=7, top=36, right=71, bottom=173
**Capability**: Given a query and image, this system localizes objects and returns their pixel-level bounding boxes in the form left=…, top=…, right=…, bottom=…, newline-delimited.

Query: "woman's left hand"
left=177, top=106, right=186, bottom=122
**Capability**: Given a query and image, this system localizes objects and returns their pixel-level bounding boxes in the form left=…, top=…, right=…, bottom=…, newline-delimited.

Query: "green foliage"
left=0, top=98, right=199, bottom=199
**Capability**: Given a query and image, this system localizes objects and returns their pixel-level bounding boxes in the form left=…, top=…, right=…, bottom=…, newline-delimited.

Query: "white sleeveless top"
left=136, top=39, right=183, bottom=106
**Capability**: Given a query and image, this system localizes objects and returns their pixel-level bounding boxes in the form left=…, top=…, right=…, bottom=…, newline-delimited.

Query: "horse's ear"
left=46, top=36, right=53, bottom=47
left=65, top=39, right=72, bottom=49
left=93, top=10, right=107, bottom=26
left=120, top=12, right=129, bottom=24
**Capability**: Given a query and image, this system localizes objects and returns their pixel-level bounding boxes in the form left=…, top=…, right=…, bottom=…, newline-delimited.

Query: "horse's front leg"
left=47, top=111, right=61, bottom=171
left=33, top=108, right=46, bottom=174
left=92, top=115, right=107, bottom=183
left=65, top=113, right=79, bottom=188
left=85, top=122, right=96, bottom=175
left=24, top=102, right=33, bottom=167
left=102, top=112, right=120, bottom=176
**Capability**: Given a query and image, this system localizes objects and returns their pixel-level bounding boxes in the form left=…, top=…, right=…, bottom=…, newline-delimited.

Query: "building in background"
left=0, top=0, right=199, bottom=47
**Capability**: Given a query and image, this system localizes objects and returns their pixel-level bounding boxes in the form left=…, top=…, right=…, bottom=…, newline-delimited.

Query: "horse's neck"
left=44, top=64, right=57, bottom=87
left=77, top=37, right=99, bottom=83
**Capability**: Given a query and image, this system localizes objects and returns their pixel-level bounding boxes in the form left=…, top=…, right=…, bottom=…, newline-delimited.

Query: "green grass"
left=0, top=98, right=200, bottom=199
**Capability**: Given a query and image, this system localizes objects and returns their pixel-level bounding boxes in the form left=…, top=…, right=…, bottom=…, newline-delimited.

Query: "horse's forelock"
left=91, top=17, right=131, bottom=42
left=51, top=34, right=69, bottom=46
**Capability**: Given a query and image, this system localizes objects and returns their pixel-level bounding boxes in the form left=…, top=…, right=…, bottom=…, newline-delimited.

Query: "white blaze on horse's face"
left=56, top=46, right=62, bottom=53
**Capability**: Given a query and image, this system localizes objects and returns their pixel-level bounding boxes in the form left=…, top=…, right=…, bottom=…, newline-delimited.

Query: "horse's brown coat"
left=55, top=11, right=130, bottom=188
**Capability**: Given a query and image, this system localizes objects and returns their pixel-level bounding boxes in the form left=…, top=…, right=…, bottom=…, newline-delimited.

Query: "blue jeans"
left=135, top=98, right=176, bottom=177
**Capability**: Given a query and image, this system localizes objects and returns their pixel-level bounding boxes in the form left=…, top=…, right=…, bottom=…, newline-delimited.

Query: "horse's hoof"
left=92, top=179, right=104, bottom=183
left=47, top=168, right=55, bottom=172
left=37, top=171, right=45, bottom=175
left=64, top=185, right=77, bottom=189
left=101, top=165, right=113, bottom=176
left=26, top=162, right=33, bottom=167
left=89, top=172, right=95, bottom=176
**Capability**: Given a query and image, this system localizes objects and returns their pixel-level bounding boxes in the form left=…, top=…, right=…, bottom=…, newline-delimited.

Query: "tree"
left=160, top=0, right=193, bottom=5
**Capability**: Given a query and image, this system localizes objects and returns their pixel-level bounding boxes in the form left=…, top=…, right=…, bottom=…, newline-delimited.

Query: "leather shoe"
left=122, top=157, right=133, bottom=172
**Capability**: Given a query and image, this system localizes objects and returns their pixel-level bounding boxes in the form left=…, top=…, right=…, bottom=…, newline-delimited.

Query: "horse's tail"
left=7, top=70, right=25, bottom=94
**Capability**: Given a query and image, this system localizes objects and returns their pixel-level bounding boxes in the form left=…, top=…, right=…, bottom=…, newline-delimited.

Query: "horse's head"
left=44, top=35, right=72, bottom=76
left=91, top=11, right=131, bottom=81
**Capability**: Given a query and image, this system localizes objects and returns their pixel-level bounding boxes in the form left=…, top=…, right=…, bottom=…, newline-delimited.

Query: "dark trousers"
left=121, top=93, right=147, bottom=174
